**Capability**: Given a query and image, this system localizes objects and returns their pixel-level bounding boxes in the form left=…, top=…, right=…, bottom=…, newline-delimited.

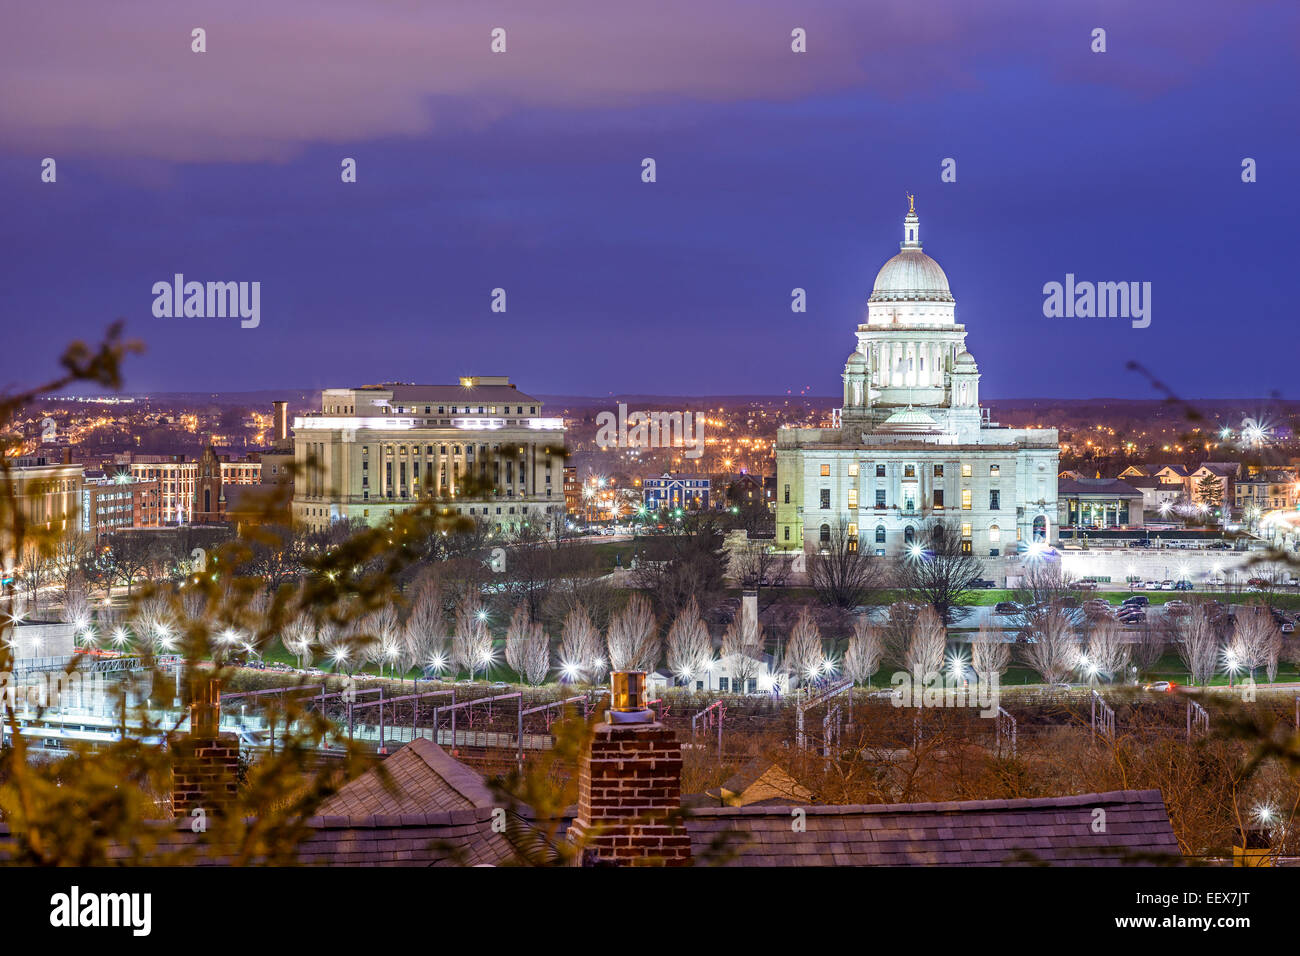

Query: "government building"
left=775, top=200, right=1059, bottom=557
left=290, top=376, right=567, bottom=534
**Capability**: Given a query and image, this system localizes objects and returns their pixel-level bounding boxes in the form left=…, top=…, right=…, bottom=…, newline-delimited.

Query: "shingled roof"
left=0, top=743, right=1180, bottom=866
left=317, top=737, right=495, bottom=817
left=688, top=790, right=1180, bottom=866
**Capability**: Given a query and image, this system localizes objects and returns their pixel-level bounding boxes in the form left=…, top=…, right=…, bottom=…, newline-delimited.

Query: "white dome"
left=845, top=350, right=868, bottom=368
left=869, top=249, right=953, bottom=304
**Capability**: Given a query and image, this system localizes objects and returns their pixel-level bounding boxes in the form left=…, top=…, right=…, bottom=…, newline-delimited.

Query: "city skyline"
left=3, top=1, right=1297, bottom=398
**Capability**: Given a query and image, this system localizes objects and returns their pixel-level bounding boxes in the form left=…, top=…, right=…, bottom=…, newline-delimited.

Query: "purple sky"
left=2, top=0, right=1296, bottom=399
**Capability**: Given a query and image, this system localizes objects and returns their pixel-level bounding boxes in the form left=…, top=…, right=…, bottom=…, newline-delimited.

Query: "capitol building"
left=775, top=200, right=1059, bottom=558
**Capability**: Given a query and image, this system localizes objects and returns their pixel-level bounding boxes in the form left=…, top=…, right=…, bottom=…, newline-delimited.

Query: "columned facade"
left=777, top=200, right=1059, bottom=559
left=290, top=378, right=567, bottom=535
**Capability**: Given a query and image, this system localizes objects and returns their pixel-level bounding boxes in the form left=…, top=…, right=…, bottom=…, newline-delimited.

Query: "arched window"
left=930, top=524, right=946, bottom=548
left=988, top=524, right=1001, bottom=543
left=904, top=525, right=916, bottom=545
left=1032, top=515, right=1048, bottom=542
left=875, top=525, right=886, bottom=544
left=819, top=524, right=831, bottom=545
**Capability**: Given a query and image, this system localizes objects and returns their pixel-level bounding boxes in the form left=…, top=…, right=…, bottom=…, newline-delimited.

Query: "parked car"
left=1159, top=580, right=1174, bottom=590
left=1122, top=595, right=1150, bottom=607
left=1144, top=580, right=1160, bottom=590
left=994, top=602, right=1022, bottom=615
left=1076, top=581, right=1100, bottom=591
left=1143, top=681, right=1173, bottom=693
left=1173, top=580, right=1194, bottom=591
left=970, top=579, right=997, bottom=589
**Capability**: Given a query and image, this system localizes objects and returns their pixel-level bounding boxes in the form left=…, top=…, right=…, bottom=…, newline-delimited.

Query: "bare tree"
left=105, top=533, right=156, bottom=596
left=1017, top=605, right=1078, bottom=684
left=784, top=606, right=824, bottom=685
left=665, top=597, right=712, bottom=684
left=520, top=619, right=551, bottom=686
left=405, top=578, right=447, bottom=675
left=559, top=602, right=602, bottom=683
left=505, top=604, right=532, bottom=678
left=1130, top=618, right=1169, bottom=677
left=129, top=589, right=176, bottom=653
left=1175, top=605, right=1219, bottom=686
left=896, top=519, right=982, bottom=624
left=1084, top=618, right=1131, bottom=684
left=362, top=602, right=402, bottom=676
left=60, top=579, right=91, bottom=630
left=278, top=610, right=314, bottom=669
left=606, top=593, right=659, bottom=672
left=1230, top=605, right=1281, bottom=682
left=732, top=542, right=789, bottom=593
left=843, top=616, right=885, bottom=686
left=807, top=519, right=883, bottom=609
left=18, top=546, right=53, bottom=617
left=52, top=533, right=93, bottom=592
left=904, top=606, right=946, bottom=686
left=970, top=621, right=1011, bottom=687
left=453, top=593, right=492, bottom=679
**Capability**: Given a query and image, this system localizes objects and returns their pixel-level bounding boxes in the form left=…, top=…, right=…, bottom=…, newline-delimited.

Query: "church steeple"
left=902, top=194, right=921, bottom=250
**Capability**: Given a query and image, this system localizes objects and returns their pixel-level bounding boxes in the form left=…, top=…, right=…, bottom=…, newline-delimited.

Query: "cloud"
left=1, top=0, right=1278, bottom=163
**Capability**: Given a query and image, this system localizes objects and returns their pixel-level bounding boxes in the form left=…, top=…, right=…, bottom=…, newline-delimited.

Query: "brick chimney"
left=172, top=678, right=239, bottom=818
left=567, top=671, right=691, bottom=866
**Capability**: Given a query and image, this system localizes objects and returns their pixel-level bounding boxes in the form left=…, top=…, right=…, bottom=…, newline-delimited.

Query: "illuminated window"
left=904, top=464, right=916, bottom=478
left=961, top=523, right=972, bottom=538
left=961, top=489, right=972, bottom=510
left=961, top=463, right=972, bottom=478
left=989, top=524, right=1001, bottom=543
left=990, top=464, right=1000, bottom=477
left=848, top=463, right=859, bottom=476
left=847, top=489, right=858, bottom=508
left=820, top=464, right=830, bottom=477
left=933, top=464, right=944, bottom=477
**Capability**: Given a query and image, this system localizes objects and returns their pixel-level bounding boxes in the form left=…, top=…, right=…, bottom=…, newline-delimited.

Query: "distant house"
left=1235, top=470, right=1299, bottom=515
left=1190, top=462, right=1242, bottom=509
left=1057, top=477, right=1145, bottom=529
left=722, top=473, right=764, bottom=511
left=642, top=473, right=711, bottom=512
left=689, top=757, right=812, bottom=808
left=1123, top=475, right=1184, bottom=518
left=1120, top=464, right=1190, bottom=495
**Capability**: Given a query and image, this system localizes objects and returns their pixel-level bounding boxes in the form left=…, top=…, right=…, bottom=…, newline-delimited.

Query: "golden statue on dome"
left=907, top=193, right=915, bottom=215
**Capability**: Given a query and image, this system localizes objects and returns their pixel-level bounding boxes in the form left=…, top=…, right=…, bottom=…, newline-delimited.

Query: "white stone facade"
left=291, top=378, right=567, bottom=535
left=776, top=203, right=1059, bottom=558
